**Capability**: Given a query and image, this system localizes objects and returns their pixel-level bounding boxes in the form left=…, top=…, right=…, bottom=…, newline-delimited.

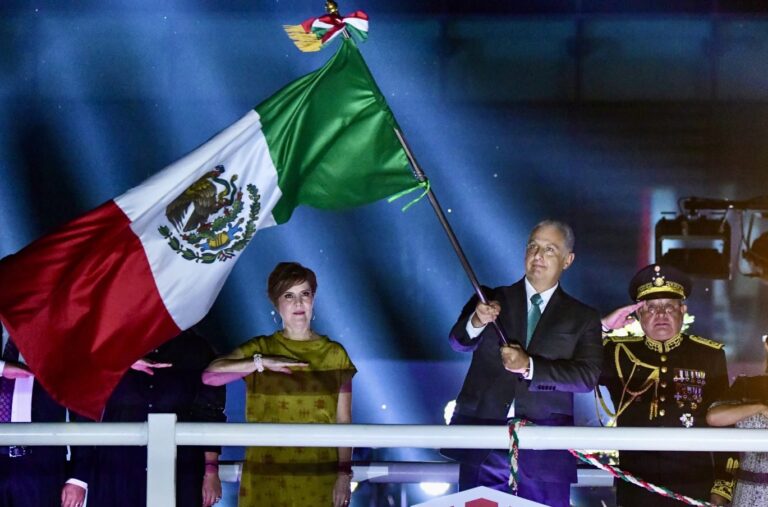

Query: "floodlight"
left=655, top=215, right=731, bottom=279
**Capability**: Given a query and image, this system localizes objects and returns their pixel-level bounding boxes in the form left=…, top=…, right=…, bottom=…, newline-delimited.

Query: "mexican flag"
left=0, top=38, right=419, bottom=420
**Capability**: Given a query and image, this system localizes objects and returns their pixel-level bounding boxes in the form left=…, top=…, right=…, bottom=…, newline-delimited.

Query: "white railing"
left=2, top=414, right=768, bottom=506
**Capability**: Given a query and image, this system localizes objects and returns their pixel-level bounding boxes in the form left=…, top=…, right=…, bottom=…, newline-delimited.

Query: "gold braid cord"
left=597, top=343, right=660, bottom=423
left=616, top=344, right=661, bottom=420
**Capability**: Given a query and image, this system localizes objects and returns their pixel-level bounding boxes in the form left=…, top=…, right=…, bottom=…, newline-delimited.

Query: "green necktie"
left=526, top=293, right=543, bottom=346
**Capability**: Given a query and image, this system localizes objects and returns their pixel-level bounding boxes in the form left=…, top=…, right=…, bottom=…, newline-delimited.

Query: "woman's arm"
left=201, top=451, right=222, bottom=507
left=201, top=349, right=252, bottom=386
left=707, top=402, right=768, bottom=427
left=332, top=389, right=353, bottom=507
left=202, top=349, right=309, bottom=386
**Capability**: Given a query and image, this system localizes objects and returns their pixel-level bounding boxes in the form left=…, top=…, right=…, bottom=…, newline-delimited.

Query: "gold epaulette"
left=603, top=335, right=643, bottom=346
left=689, top=335, right=725, bottom=350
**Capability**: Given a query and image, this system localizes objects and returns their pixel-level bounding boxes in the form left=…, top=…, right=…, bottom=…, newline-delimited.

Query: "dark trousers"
left=616, top=451, right=713, bottom=507
left=0, top=449, right=66, bottom=507
left=89, top=445, right=204, bottom=507
left=617, top=480, right=711, bottom=507
left=446, top=413, right=572, bottom=507
left=457, top=448, right=570, bottom=507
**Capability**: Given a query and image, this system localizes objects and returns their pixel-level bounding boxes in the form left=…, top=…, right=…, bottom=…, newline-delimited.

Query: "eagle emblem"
left=157, top=165, right=261, bottom=263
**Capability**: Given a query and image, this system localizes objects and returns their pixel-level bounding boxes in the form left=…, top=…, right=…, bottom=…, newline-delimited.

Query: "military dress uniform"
left=599, top=264, right=735, bottom=507
left=602, top=333, right=732, bottom=506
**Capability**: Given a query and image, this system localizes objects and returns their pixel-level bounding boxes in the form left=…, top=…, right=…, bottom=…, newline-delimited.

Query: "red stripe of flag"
left=0, top=201, right=180, bottom=420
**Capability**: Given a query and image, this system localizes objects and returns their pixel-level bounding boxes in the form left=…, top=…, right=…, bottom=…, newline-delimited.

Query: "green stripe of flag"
left=255, top=38, right=419, bottom=224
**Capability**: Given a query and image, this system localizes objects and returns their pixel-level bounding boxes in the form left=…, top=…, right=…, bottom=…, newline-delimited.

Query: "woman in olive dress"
left=203, top=262, right=356, bottom=507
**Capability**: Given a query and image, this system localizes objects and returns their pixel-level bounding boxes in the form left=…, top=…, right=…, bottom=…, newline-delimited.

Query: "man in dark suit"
left=0, top=324, right=91, bottom=507
left=447, top=220, right=602, bottom=507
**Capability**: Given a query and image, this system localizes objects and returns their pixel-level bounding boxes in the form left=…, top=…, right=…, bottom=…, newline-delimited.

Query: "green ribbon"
left=387, top=179, right=430, bottom=212
left=508, top=418, right=530, bottom=494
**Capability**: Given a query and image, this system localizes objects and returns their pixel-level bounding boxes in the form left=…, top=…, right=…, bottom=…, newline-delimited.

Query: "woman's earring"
left=271, top=310, right=278, bottom=324
left=312, top=312, right=317, bottom=322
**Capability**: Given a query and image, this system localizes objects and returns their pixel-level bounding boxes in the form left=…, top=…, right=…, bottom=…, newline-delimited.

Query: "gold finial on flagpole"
left=325, top=0, right=339, bottom=15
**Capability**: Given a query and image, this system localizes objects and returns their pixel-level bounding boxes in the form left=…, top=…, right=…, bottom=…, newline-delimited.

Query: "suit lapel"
left=498, top=279, right=527, bottom=347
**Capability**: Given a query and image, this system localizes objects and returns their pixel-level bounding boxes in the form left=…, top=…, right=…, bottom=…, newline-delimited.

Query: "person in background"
left=0, top=323, right=92, bottom=507
left=707, top=338, right=768, bottom=506
left=88, top=328, right=226, bottom=507
left=445, top=220, right=603, bottom=507
left=601, top=264, right=733, bottom=506
left=203, top=262, right=356, bottom=507
left=744, top=232, right=768, bottom=279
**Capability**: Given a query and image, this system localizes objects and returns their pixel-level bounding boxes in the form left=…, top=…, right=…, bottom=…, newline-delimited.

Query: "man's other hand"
left=472, top=301, right=501, bottom=327
left=501, top=344, right=529, bottom=373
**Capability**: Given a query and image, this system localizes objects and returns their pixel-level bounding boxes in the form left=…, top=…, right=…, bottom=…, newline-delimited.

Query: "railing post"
left=147, top=413, right=177, bottom=507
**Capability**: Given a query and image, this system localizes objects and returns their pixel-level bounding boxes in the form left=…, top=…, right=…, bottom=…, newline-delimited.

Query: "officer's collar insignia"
left=644, top=333, right=683, bottom=353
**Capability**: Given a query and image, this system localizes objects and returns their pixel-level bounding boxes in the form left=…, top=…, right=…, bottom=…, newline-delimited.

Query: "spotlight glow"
left=443, top=400, right=456, bottom=425
left=420, top=482, right=450, bottom=496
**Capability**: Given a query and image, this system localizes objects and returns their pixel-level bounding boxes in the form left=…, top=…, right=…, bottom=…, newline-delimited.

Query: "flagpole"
left=328, top=1, right=512, bottom=346
left=391, top=129, right=512, bottom=345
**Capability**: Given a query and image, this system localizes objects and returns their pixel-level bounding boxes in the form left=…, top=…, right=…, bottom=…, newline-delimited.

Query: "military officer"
left=600, top=264, right=734, bottom=507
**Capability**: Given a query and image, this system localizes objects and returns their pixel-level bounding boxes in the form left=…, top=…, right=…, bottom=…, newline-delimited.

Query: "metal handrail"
left=2, top=416, right=767, bottom=506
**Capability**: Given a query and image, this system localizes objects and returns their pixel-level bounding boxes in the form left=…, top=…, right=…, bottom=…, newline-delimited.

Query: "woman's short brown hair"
left=267, top=262, right=318, bottom=305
